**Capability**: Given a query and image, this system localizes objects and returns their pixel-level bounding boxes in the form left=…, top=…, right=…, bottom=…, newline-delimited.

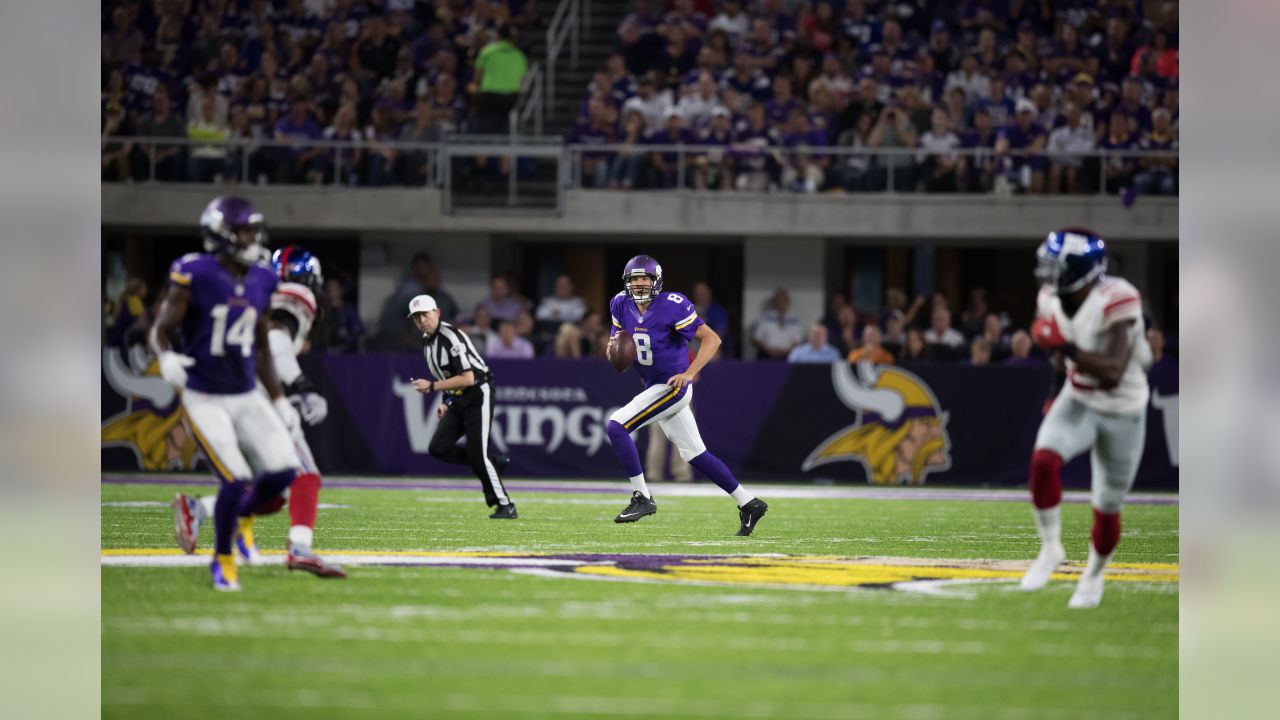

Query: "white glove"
left=157, top=351, right=195, bottom=389
left=273, top=395, right=301, bottom=434
left=289, top=392, right=329, bottom=426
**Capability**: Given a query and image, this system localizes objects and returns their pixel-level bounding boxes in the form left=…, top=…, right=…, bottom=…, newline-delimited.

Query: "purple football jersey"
left=168, top=253, right=278, bottom=394
left=609, top=290, right=704, bottom=388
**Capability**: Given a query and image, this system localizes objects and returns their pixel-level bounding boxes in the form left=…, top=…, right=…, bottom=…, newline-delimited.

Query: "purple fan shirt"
left=609, top=290, right=704, bottom=388
left=168, top=253, right=278, bottom=394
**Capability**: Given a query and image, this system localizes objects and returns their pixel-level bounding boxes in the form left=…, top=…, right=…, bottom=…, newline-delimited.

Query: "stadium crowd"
left=102, top=0, right=532, bottom=185
left=570, top=0, right=1178, bottom=195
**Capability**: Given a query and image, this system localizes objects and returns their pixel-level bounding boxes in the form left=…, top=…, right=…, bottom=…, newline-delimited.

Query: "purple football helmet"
left=622, top=255, right=663, bottom=303
left=200, top=196, right=267, bottom=266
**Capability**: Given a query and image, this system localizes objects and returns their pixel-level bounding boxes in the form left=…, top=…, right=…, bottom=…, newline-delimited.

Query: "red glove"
left=1031, top=316, right=1067, bottom=350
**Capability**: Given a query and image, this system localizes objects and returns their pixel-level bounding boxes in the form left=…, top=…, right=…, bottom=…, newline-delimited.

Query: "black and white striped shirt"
left=422, top=321, right=491, bottom=386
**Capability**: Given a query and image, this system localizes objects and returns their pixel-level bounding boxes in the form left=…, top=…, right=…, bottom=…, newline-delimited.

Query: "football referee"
left=407, top=295, right=516, bottom=519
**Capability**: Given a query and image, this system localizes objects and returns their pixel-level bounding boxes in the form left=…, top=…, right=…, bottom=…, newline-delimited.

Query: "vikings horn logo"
left=101, top=344, right=200, bottom=472
left=802, top=362, right=952, bottom=485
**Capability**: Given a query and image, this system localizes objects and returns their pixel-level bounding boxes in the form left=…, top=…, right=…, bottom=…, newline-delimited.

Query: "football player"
left=172, top=245, right=345, bottom=578
left=605, top=255, right=769, bottom=536
left=151, top=196, right=303, bottom=591
left=1020, top=228, right=1152, bottom=608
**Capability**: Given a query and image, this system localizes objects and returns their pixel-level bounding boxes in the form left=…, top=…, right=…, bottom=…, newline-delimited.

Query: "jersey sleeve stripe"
left=1103, top=296, right=1140, bottom=316
left=169, top=270, right=192, bottom=286
left=611, top=316, right=622, bottom=328
left=276, top=288, right=317, bottom=315
left=673, top=312, right=700, bottom=330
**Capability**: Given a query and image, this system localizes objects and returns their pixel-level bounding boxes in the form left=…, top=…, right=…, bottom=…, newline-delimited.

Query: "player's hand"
left=605, top=337, right=616, bottom=362
left=1031, top=316, right=1067, bottom=350
left=290, top=392, right=329, bottom=426
left=157, top=351, right=195, bottom=389
left=411, top=378, right=432, bottom=394
left=666, top=371, right=696, bottom=389
left=273, top=395, right=302, bottom=434
left=436, top=403, right=447, bottom=419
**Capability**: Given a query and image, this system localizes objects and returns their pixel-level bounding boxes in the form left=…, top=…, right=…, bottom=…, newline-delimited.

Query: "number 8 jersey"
left=168, top=252, right=279, bottom=394
left=609, top=290, right=705, bottom=388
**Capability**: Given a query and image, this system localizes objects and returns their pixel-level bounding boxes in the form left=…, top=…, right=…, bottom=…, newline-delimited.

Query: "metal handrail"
left=545, top=0, right=582, bottom=115
left=510, top=62, right=545, bottom=137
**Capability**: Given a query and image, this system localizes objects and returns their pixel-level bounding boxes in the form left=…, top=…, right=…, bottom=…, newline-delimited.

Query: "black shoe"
left=736, top=498, right=768, bottom=536
left=489, top=452, right=509, bottom=474
left=614, top=491, right=657, bottom=523
left=489, top=502, right=518, bottom=519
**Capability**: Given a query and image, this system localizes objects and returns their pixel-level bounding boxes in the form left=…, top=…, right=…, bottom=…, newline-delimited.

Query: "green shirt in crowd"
left=476, top=40, right=528, bottom=94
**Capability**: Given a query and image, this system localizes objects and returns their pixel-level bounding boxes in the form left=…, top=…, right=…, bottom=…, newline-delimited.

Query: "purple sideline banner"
left=101, top=353, right=1178, bottom=489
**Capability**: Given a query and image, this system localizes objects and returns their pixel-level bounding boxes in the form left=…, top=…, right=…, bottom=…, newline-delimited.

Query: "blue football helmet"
left=622, top=255, right=663, bottom=303
left=1035, top=228, right=1107, bottom=295
left=200, top=196, right=266, bottom=266
left=271, top=245, right=324, bottom=293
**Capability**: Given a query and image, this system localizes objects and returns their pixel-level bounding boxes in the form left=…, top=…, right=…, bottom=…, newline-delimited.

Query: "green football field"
left=101, top=478, right=1178, bottom=720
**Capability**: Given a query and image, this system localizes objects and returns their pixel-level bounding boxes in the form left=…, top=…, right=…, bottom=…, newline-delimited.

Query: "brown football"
left=609, top=331, right=637, bottom=372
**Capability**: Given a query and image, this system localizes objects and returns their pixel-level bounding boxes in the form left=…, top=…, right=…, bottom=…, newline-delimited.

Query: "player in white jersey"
left=172, top=245, right=345, bottom=578
left=1020, top=228, right=1152, bottom=608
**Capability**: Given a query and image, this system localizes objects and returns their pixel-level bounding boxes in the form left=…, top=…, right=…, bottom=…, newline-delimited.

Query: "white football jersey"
left=271, top=281, right=317, bottom=355
left=1037, top=276, right=1150, bottom=414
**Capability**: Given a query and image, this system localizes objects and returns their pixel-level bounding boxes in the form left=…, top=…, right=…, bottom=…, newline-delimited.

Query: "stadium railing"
left=545, top=0, right=588, bottom=115
left=105, top=136, right=1178, bottom=199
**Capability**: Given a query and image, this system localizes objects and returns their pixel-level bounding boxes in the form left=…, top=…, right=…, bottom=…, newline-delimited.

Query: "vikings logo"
left=802, top=362, right=952, bottom=485
left=101, top=342, right=199, bottom=472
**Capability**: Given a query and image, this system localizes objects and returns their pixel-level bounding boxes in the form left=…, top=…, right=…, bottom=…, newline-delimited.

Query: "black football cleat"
left=489, top=452, right=510, bottom=475
left=614, top=491, right=657, bottom=523
left=489, top=502, right=518, bottom=519
left=736, top=498, right=769, bottom=536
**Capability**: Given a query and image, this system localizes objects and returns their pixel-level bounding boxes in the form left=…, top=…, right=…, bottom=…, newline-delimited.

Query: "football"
left=609, top=330, right=636, bottom=372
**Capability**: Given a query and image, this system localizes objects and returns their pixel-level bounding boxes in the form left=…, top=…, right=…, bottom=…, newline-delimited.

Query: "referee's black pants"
left=427, top=384, right=511, bottom=507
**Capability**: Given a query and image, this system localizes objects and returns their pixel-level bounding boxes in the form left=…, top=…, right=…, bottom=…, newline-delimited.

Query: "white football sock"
left=1032, top=505, right=1062, bottom=547
left=731, top=486, right=755, bottom=506
left=1082, top=545, right=1112, bottom=580
left=629, top=474, right=651, bottom=499
left=288, top=525, right=313, bottom=554
left=197, top=495, right=216, bottom=521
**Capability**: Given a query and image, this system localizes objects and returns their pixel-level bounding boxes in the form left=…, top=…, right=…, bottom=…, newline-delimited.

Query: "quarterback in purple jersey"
left=150, top=196, right=302, bottom=591
left=605, top=255, right=768, bottom=536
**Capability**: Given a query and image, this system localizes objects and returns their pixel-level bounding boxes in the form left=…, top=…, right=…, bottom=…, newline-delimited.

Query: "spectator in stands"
left=569, top=99, right=620, bottom=188
left=356, top=14, right=401, bottom=83
left=918, top=108, right=963, bottom=192
left=753, top=288, right=803, bottom=359
left=730, top=102, right=780, bottom=191
left=678, top=71, right=722, bottom=129
left=882, top=288, right=926, bottom=329
left=323, top=277, right=365, bottom=354
left=579, top=312, right=607, bottom=357
left=103, top=5, right=144, bottom=66
left=882, top=311, right=905, bottom=358
left=487, top=320, right=535, bottom=359
left=473, top=26, right=528, bottom=134
left=691, top=106, right=734, bottom=190
left=867, top=100, right=918, bottom=192
left=966, top=337, right=993, bottom=366
left=609, top=108, right=649, bottom=189
left=102, top=102, right=133, bottom=182
left=798, top=2, right=839, bottom=56
left=928, top=19, right=961, bottom=75
left=553, top=323, right=584, bottom=359
left=363, top=100, right=401, bottom=186
left=1003, top=330, right=1040, bottom=367
left=945, top=54, right=990, bottom=106
left=398, top=101, right=437, bottom=185
left=900, top=328, right=932, bottom=363
left=780, top=108, right=828, bottom=194
left=466, top=305, right=496, bottom=356
left=647, top=108, right=695, bottom=189
left=480, top=276, right=529, bottom=323
left=963, top=107, right=999, bottom=192
left=788, top=324, right=842, bottom=363
left=830, top=111, right=874, bottom=191
left=1101, top=109, right=1137, bottom=195
left=397, top=253, right=460, bottom=323
left=1047, top=101, right=1094, bottom=194
left=1135, top=107, right=1178, bottom=196
left=978, top=75, right=1013, bottom=128
left=536, top=275, right=588, bottom=324
left=847, top=324, right=895, bottom=365
left=995, top=98, right=1047, bottom=194
left=830, top=304, right=858, bottom=356
left=960, top=288, right=989, bottom=337
left=624, top=72, right=673, bottom=136
left=692, top=281, right=731, bottom=352
left=188, top=94, right=230, bottom=182
left=978, top=312, right=1009, bottom=360
left=709, top=0, right=749, bottom=48
left=820, top=292, right=848, bottom=340
left=274, top=95, right=325, bottom=183
left=133, top=85, right=186, bottom=181
left=924, top=307, right=965, bottom=351
left=322, top=102, right=364, bottom=185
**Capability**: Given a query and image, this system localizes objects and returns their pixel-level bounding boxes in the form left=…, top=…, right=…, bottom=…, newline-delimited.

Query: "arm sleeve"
left=441, top=327, right=472, bottom=375
left=1101, top=293, right=1142, bottom=329
left=609, top=297, right=623, bottom=338
left=268, top=327, right=303, bottom=386
left=168, top=257, right=194, bottom=288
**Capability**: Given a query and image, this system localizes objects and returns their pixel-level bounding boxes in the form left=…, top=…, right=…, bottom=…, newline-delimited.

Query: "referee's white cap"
left=407, top=294, right=439, bottom=317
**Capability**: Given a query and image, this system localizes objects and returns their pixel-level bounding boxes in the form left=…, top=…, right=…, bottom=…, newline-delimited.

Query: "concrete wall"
left=102, top=184, right=1178, bottom=241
